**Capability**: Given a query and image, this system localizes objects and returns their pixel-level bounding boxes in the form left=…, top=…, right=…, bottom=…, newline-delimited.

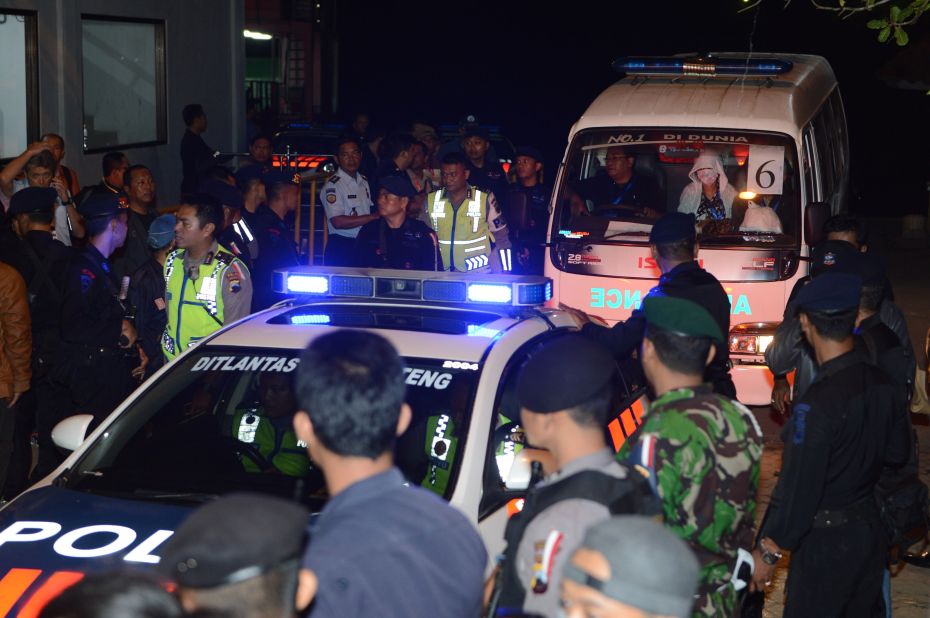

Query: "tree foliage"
left=740, top=0, right=929, bottom=45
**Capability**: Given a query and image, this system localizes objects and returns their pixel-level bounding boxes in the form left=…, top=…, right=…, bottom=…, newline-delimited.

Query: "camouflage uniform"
left=619, top=384, right=763, bottom=617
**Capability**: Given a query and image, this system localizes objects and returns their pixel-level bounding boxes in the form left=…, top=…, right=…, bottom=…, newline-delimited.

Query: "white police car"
left=0, top=268, right=646, bottom=613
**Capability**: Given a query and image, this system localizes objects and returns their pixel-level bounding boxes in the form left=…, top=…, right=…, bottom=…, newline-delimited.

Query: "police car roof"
left=577, top=53, right=837, bottom=138
left=207, top=301, right=562, bottom=364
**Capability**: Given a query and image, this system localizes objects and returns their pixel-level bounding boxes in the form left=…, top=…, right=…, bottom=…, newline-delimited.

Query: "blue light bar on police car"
left=273, top=267, right=552, bottom=307
left=613, top=56, right=793, bottom=78
left=287, top=274, right=329, bottom=294
left=289, top=314, right=331, bottom=325
left=467, top=283, right=513, bottom=304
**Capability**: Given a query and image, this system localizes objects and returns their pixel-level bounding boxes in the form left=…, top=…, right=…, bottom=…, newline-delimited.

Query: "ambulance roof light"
left=613, top=56, right=793, bottom=78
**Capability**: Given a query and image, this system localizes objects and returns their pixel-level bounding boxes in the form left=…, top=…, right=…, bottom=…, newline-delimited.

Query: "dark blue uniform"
left=252, top=205, right=299, bottom=310
left=353, top=217, right=441, bottom=271
left=60, top=245, right=134, bottom=422
left=504, top=183, right=550, bottom=275
left=128, top=257, right=168, bottom=380
left=465, top=158, right=509, bottom=203
left=581, top=261, right=735, bottom=398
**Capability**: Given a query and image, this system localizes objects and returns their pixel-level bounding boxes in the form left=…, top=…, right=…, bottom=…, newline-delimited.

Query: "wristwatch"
left=758, top=539, right=783, bottom=565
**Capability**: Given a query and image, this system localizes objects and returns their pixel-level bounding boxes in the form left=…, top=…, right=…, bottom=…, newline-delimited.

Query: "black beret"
left=649, top=212, right=696, bottom=245
left=9, top=187, right=57, bottom=216
left=158, top=493, right=309, bottom=589
left=809, top=239, right=859, bottom=278
left=643, top=295, right=724, bottom=343
left=517, top=334, right=616, bottom=413
left=78, top=193, right=127, bottom=220
left=199, top=179, right=244, bottom=210
left=514, top=146, right=544, bottom=164
left=793, top=272, right=862, bottom=313
left=378, top=174, right=417, bottom=198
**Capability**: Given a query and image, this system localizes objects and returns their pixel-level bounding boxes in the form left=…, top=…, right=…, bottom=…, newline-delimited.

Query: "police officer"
left=620, top=295, right=763, bottom=615
left=200, top=179, right=257, bottom=272
left=60, top=194, right=139, bottom=422
left=461, top=125, right=509, bottom=201
left=492, top=334, right=659, bottom=618
left=569, top=212, right=736, bottom=398
left=372, top=132, right=417, bottom=199
left=321, top=137, right=377, bottom=266
left=163, top=195, right=252, bottom=361
left=1, top=187, right=73, bottom=485
left=504, top=146, right=550, bottom=275
left=354, top=176, right=441, bottom=270
left=159, top=493, right=309, bottom=617
left=751, top=273, right=911, bottom=616
left=428, top=152, right=512, bottom=272
left=128, top=214, right=175, bottom=380
left=252, top=171, right=300, bottom=310
left=230, top=372, right=310, bottom=477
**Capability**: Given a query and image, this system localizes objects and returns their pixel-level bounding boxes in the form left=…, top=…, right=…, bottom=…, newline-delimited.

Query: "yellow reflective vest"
left=428, top=187, right=494, bottom=272
left=162, top=247, right=239, bottom=360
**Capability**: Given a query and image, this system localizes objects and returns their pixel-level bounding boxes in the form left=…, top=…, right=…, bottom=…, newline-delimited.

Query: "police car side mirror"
left=804, top=202, right=830, bottom=247
left=51, top=414, right=95, bottom=452
left=321, top=159, right=337, bottom=175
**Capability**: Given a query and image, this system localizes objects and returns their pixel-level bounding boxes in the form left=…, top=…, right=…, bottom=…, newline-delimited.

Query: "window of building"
left=81, top=15, right=166, bottom=153
left=0, top=10, right=38, bottom=160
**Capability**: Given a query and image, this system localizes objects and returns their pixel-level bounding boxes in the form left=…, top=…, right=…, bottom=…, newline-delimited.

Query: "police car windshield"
left=553, top=129, right=801, bottom=248
left=65, top=348, right=479, bottom=507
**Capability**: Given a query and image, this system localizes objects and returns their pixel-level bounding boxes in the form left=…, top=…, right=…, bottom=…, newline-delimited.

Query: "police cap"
left=378, top=175, right=417, bottom=198
left=793, top=272, right=862, bottom=313
left=514, top=146, right=544, bottom=164
left=158, top=493, right=308, bottom=589
left=8, top=187, right=57, bottom=216
left=462, top=125, right=489, bottom=141
left=199, top=179, right=244, bottom=210
left=643, top=295, right=724, bottom=343
left=563, top=516, right=699, bottom=618
left=809, top=239, right=859, bottom=278
left=516, top=333, right=616, bottom=413
left=78, top=193, right=127, bottom=220
left=148, top=214, right=176, bottom=249
left=264, top=169, right=301, bottom=187
left=649, top=212, right=696, bottom=245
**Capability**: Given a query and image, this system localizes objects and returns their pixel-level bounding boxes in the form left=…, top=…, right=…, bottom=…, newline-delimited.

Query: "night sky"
left=335, top=1, right=930, bottom=215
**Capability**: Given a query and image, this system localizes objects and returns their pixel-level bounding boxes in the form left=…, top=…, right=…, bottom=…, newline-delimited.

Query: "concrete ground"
left=752, top=227, right=930, bottom=616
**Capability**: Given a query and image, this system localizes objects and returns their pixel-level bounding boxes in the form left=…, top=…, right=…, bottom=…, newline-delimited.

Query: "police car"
left=0, top=268, right=646, bottom=614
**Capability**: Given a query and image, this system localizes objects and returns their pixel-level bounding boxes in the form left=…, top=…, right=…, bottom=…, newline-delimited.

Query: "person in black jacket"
left=128, top=214, right=175, bottom=381
left=354, top=176, right=440, bottom=271
left=565, top=212, right=736, bottom=398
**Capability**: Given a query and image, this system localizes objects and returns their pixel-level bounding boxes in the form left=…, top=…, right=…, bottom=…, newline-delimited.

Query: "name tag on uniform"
left=348, top=194, right=357, bottom=199
left=196, top=277, right=217, bottom=301
left=154, top=298, right=166, bottom=310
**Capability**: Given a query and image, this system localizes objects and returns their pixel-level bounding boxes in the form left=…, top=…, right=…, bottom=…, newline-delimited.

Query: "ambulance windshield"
left=552, top=129, right=802, bottom=248
left=64, top=348, right=479, bottom=508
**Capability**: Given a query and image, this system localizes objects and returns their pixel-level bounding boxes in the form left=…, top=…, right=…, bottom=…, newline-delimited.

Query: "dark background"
left=332, top=1, right=930, bottom=216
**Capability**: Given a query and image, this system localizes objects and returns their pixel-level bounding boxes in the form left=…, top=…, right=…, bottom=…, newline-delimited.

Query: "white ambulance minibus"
left=546, top=54, right=849, bottom=405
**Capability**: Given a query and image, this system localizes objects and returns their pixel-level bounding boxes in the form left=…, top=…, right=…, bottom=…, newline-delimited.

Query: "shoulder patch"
left=79, top=268, right=96, bottom=294
left=326, top=193, right=338, bottom=204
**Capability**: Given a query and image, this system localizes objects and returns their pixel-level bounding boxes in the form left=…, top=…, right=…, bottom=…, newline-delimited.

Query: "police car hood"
left=0, top=486, right=190, bottom=577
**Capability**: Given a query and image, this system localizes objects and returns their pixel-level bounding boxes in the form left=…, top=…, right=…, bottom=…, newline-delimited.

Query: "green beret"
left=643, top=295, right=724, bottom=343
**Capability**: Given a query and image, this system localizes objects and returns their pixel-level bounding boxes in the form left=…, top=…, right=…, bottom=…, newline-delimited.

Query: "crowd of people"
left=0, top=105, right=925, bottom=618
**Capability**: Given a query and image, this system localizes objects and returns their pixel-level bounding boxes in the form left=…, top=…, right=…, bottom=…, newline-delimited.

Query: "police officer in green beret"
left=619, top=295, right=763, bottom=616
left=491, top=334, right=659, bottom=618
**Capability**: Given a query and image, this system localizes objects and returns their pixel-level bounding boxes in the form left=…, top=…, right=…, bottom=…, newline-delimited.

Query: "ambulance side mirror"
left=52, top=414, right=95, bottom=452
left=804, top=202, right=830, bottom=247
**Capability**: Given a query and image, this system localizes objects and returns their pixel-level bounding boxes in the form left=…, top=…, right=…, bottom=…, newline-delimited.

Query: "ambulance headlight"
left=728, top=322, right=780, bottom=356
left=467, top=283, right=513, bottom=304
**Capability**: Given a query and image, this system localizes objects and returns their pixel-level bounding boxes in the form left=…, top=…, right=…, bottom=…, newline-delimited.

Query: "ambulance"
left=545, top=53, right=850, bottom=405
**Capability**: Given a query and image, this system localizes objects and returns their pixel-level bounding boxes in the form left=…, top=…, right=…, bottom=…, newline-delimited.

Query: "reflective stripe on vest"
left=162, top=249, right=232, bottom=361
left=428, top=188, right=492, bottom=271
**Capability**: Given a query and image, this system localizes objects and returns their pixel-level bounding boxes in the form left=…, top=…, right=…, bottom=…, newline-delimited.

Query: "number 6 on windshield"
left=747, top=145, right=785, bottom=194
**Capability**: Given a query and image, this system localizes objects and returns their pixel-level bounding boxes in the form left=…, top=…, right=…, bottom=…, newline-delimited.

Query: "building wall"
left=0, top=0, right=244, bottom=204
